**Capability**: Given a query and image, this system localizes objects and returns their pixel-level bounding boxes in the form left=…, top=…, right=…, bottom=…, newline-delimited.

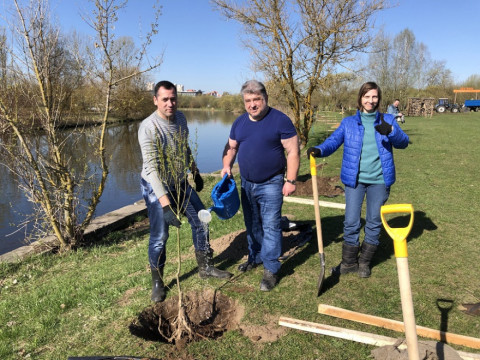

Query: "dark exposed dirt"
left=294, top=175, right=344, bottom=198
left=129, top=289, right=244, bottom=347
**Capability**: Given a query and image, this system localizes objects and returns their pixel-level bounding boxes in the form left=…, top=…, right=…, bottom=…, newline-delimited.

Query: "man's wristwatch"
left=286, top=179, right=296, bottom=185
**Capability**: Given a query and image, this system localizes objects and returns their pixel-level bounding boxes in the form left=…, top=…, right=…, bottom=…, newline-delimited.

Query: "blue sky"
left=6, top=0, right=480, bottom=94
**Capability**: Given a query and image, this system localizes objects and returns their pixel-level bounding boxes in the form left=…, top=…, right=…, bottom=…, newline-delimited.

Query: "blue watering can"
left=198, top=174, right=240, bottom=223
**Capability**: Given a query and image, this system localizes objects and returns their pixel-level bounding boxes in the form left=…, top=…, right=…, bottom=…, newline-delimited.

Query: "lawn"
left=1, top=112, right=479, bottom=359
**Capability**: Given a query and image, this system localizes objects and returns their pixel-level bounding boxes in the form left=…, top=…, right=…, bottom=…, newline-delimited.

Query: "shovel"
left=310, top=155, right=325, bottom=296
left=380, top=204, right=419, bottom=360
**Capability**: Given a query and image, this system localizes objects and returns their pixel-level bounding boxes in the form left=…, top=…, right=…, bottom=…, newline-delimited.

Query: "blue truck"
left=463, top=100, right=480, bottom=112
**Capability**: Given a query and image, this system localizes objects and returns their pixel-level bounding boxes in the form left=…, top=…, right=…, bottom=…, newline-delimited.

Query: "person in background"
left=138, top=80, right=232, bottom=303
left=221, top=80, right=299, bottom=291
left=387, top=99, right=405, bottom=123
left=307, top=82, right=409, bottom=278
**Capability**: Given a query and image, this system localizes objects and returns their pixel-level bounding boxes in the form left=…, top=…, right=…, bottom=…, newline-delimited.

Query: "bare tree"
left=424, top=59, right=453, bottom=90
left=461, top=74, right=480, bottom=89
left=391, top=29, right=425, bottom=97
left=212, top=0, right=387, bottom=146
left=367, top=29, right=393, bottom=99
left=108, top=36, right=152, bottom=119
left=0, top=0, right=162, bottom=250
left=367, top=28, right=453, bottom=103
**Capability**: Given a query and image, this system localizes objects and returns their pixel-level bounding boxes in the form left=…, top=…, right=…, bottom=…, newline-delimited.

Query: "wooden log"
left=318, top=304, right=480, bottom=350
left=278, top=316, right=480, bottom=360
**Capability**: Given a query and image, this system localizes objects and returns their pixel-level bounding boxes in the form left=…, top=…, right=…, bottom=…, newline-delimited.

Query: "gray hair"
left=241, top=80, right=267, bottom=99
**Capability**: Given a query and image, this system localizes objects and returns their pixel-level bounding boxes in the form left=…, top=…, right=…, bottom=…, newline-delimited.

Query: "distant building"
left=174, top=83, right=200, bottom=96
left=178, top=89, right=202, bottom=97
left=206, top=91, right=221, bottom=98
left=146, top=82, right=217, bottom=97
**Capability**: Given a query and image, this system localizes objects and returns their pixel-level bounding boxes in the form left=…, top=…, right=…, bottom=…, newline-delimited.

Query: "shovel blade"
left=317, top=252, right=326, bottom=296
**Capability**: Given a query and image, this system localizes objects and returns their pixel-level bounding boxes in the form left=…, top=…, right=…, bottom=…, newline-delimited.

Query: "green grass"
left=1, top=112, right=480, bottom=359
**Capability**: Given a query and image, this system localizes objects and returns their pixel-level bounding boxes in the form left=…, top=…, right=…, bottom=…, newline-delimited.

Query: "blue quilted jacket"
left=315, top=110, right=409, bottom=187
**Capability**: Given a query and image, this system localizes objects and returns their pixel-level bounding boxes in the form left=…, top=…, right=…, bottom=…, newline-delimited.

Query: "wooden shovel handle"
left=396, top=257, right=420, bottom=360
left=310, top=155, right=324, bottom=254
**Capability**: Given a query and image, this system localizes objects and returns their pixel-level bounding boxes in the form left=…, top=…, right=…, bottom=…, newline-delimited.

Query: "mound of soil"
left=209, top=222, right=312, bottom=266
left=294, top=175, right=344, bottom=198
left=129, top=289, right=244, bottom=347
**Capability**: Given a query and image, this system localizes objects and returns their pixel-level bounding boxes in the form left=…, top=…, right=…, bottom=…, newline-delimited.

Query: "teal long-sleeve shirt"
left=358, top=112, right=384, bottom=184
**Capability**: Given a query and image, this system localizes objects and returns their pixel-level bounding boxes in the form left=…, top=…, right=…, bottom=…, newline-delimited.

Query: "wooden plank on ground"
left=318, top=304, right=480, bottom=350
left=278, top=316, right=480, bottom=360
left=279, top=316, right=398, bottom=347
left=283, top=196, right=346, bottom=210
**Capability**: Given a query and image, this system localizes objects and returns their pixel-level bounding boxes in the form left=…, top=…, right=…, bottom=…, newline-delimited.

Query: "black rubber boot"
left=259, top=269, right=278, bottom=292
left=150, top=267, right=166, bottom=303
left=195, top=249, right=233, bottom=279
left=358, top=242, right=378, bottom=278
left=331, top=243, right=359, bottom=275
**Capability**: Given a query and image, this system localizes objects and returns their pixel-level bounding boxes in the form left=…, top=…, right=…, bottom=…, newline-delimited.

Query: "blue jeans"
left=141, top=178, right=208, bottom=269
left=241, top=174, right=284, bottom=274
left=343, top=183, right=390, bottom=247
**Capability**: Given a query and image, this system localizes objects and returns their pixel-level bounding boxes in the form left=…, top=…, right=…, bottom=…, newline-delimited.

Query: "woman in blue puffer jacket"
left=307, top=82, right=409, bottom=278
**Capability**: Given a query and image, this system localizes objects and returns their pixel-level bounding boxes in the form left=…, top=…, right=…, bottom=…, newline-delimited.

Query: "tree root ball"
left=129, top=289, right=244, bottom=348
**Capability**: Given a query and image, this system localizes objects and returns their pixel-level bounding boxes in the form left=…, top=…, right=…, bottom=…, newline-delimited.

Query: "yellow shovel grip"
left=310, top=154, right=317, bottom=176
left=380, top=204, right=414, bottom=258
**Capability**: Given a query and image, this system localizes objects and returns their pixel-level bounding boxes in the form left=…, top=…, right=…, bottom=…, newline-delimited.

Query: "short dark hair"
left=241, top=80, right=268, bottom=99
left=154, top=81, right=176, bottom=97
left=357, top=82, right=382, bottom=111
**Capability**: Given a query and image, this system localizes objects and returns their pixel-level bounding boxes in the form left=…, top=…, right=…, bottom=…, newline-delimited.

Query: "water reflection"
left=0, top=110, right=236, bottom=255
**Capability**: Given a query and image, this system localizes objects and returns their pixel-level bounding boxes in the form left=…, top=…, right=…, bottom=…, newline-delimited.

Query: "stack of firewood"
left=406, top=97, right=435, bottom=117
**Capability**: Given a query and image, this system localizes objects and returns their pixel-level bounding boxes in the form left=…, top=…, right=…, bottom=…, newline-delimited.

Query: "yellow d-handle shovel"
left=310, top=155, right=325, bottom=296
left=380, top=204, right=419, bottom=360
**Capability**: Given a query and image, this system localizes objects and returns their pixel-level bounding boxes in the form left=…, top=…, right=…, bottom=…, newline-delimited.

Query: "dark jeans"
left=141, top=178, right=208, bottom=268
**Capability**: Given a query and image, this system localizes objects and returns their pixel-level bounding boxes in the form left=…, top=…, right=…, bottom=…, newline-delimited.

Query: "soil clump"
left=129, top=289, right=244, bottom=348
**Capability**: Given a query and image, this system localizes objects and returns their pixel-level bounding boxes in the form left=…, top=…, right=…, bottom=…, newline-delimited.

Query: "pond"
left=0, top=110, right=237, bottom=255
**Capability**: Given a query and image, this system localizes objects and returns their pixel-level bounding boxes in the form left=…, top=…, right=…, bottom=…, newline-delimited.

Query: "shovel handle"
left=381, top=203, right=414, bottom=215
left=381, top=204, right=420, bottom=359
left=310, top=155, right=323, bottom=254
left=396, top=257, right=420, bottom=360
left=310, top=155, right=318, bottom=176
left=380, top=204, right=414, bottom=258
